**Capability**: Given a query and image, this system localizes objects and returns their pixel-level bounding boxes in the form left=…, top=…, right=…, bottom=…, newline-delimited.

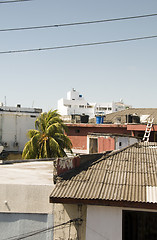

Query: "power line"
left=3, top=218, right=82, bottom=240
left=0, top=13, right=157, bottom=32
left=0, top=0, right=33, bottom=3
left=86, top=225, right=109, bottom=240
left=0, top=34, right=157, bottom=55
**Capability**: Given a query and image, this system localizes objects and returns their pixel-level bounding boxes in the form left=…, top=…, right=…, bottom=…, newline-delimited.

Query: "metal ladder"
left=143, top=118, right=154, bottom=142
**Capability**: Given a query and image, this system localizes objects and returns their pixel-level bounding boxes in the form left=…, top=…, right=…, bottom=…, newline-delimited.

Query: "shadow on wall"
left=54, top=203, right=87, bottom=240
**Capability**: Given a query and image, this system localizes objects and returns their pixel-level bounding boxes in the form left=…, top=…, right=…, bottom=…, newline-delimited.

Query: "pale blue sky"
left=0, top=0, right=157, bottom=111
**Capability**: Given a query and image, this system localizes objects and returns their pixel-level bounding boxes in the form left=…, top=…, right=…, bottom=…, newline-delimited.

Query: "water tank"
left=126, top=114, right=132, bottom=123
left=96, top=116, right=104, bottom=124
left=81, top=115, right=89, bottom=123
left=132, top=115, right=140, bottom=123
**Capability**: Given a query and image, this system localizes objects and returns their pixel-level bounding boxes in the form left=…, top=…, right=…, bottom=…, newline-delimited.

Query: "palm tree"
left=22, top=110, right=72, bottom=159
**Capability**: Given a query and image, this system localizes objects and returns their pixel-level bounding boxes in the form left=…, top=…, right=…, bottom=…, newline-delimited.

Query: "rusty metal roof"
left=50, top=142, right=157, bottom=206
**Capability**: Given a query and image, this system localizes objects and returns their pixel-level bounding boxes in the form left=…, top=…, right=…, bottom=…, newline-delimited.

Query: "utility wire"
left=0, top=13, right=157, bottom=32
left=0, top=34, right=157, bottom=55
left=86, top=225, right=109, bottom=240
left=0, top=0, right=33, bottom=3
left=3, top=218, right=82, bottom=240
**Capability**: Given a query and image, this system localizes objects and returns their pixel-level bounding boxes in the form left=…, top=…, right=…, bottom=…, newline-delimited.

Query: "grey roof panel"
left=50, top=142, right=157, bottom=204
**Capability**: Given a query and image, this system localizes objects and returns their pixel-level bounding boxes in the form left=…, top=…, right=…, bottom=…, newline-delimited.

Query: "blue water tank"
left=96, top=116, right=104, bottom=124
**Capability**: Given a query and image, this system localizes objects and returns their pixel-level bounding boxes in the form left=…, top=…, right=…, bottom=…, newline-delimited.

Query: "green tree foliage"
left=22, top=110, right=72, bottom=159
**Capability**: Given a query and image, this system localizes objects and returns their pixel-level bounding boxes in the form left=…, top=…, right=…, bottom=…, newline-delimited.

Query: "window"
left=119, top=142, right=122, bottom=147
left=79, top=105, right=84, bottom=108
left=108, top=107, right=112, bottom=111
left=65, top=104, right=71, bottom=108
left=123, top=210, right=157, bottom=240
left=97, top=107, right=107, bottom=111
left=89, top=138, right=98, bottom=153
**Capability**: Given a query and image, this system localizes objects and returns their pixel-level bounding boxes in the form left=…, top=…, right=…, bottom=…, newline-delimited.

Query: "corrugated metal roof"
left=105, top=108, right=157, bottom=124
left=50, top=142, right=157, bottom=205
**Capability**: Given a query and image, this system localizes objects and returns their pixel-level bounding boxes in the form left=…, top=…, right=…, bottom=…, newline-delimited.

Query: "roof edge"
left=50, top=197, right=157, bottom=210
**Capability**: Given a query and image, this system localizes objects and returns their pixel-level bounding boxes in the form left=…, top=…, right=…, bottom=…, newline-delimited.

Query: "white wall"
left=115, top=136, right=138, bottom=150
left=86, top=205, right=122, bottom=240
left=58, top=100, right=95, bottom=117
left=86, top=205, right=157, bottom=240
left=0, top=112, right=40, bottom=152
left=0, top=161, right=54, bottom=240
left=58, top=89, right=130, bottom=118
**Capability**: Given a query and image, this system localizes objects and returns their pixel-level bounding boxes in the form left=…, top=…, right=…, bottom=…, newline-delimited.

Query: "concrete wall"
left=86, top=205, right=122, bottom=240
left=67, top=125, right=130, bottom=152
left=0, top=184, right=53, bottom=213
left=98, top=137, right=115, bottom=152
left=0, top=161, right=54, bottom=239
left=115, top=136, right=138, bottom=150
left=0, top=112, right=39, bottom=152
left=0, top=213, right=53, bottom=240
left=86, top=205, right=157, bottom=240
left=53, top=203, right=87, bottom=240
left=87, top=134, right=138, bottom=154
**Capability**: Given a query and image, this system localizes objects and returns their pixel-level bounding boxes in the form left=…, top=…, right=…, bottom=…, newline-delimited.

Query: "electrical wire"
left=0, top=0, right=33, bottom=3
left=2, top=218, right=81, bottom=240
left=0, top=13, right=157, bottom=32
left=0, top=34, right=157, bottom=55
left=86, top=225, right=110, bottom=240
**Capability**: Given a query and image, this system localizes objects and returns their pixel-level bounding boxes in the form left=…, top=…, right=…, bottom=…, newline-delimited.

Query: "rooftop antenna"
left=32, top=100, right=34, bottom=108
left=4, top=96, right=6, bottom=106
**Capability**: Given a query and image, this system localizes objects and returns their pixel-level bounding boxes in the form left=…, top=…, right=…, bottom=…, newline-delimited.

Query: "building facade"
left=58, top=89, right=131, bottom=119
left=0, top=160, right=54, bottom=240
left=0, top=104, right=42, bottom=155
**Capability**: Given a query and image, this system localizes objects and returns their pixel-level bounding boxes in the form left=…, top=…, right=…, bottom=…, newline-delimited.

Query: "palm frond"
left=48, top=137, right=61, bottom=157
left=47, top=122, right=63, bottom=136
left=27, top=129, right=39, bottom=139
left=22, top=109, right=72, bottom=159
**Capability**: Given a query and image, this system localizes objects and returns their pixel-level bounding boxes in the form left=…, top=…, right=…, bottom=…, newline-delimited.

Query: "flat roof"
left=0, top=161, right=54, bottom=185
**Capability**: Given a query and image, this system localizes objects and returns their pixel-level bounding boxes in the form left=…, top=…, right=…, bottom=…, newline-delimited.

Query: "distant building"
left=87, top=133, right=139, bottom=154
left=65, top=108, right=157, bottom=154
left=58, top=88, right=131, bottom=119
left=0, top=103, right=42, bottom=157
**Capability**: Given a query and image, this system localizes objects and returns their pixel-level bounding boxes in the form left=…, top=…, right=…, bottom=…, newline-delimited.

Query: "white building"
left=0, top=104, right=42, bottom=153
left=0, top=160, right=54, bottom=240
left=58, top=89, right=131, bottom=119
left=58, top=88, right=95, bottom=117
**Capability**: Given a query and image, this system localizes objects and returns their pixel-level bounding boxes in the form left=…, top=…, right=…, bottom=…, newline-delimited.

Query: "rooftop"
left=105, top=108, right=157, bottom=124
left=50, top=142, right=157, bottom=209
left=0, top=160, right=54, bottom=185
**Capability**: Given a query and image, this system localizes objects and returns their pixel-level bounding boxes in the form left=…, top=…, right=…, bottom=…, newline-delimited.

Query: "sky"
left=0, top=0, right=157, bottom=112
